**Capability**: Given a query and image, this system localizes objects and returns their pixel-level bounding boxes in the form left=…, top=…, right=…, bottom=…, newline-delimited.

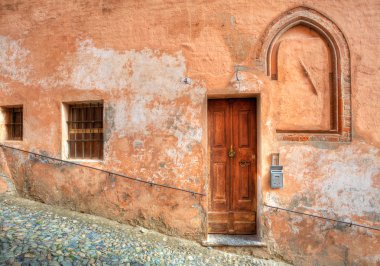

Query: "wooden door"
left=208, top=98, right=257, bottom=235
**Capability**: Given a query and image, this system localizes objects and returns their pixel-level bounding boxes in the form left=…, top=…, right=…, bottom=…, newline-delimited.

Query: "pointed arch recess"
left=257, top=7, right=351, bottom=142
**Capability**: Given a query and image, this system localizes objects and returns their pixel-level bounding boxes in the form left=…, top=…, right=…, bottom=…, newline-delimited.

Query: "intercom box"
left=270, top=165, right=283, bottom=188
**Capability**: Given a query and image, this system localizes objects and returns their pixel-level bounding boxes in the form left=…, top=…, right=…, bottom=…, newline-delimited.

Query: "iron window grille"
left=67, top=102, right=103, bottom=160
left=4, top=106, right=23, bottom=141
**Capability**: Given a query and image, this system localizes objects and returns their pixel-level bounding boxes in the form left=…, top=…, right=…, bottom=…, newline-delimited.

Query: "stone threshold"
left=202, top=234, right=267, bottom=247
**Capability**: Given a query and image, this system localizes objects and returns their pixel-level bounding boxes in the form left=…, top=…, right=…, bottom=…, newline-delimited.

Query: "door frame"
left=205, top=94, right=262, bottom=237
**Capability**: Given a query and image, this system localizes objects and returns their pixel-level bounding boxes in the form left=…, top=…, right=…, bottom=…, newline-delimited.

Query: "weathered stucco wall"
left=0, top=1, right=379, bottom=265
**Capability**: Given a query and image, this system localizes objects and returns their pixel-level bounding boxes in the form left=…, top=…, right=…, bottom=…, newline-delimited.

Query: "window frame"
left=2, top=105, right=23, bottom=141
left=62, top=101, right=104, bottom=161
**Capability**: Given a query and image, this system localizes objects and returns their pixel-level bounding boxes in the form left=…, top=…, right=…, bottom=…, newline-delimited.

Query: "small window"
left=3, top=106, right=23, bottom=141
left=67, top=102, right=103, bottom=160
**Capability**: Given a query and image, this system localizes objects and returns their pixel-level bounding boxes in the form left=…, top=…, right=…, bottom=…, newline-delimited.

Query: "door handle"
left=239, top=160, right=250, bottom=167
left=228, top=145, right=236, bottom=158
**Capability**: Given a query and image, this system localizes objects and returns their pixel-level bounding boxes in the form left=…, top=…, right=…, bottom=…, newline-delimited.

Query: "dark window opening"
left=4, top=106, right=23, bottom=140
left=67, top=102, right=103, bottom=160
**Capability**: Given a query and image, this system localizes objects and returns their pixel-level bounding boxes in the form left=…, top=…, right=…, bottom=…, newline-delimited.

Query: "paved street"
left=0, top=196, right=288, bottom=266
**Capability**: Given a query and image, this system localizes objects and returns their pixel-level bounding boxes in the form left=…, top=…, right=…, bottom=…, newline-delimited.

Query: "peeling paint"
left=70, top=40, right=186, bottom=93
left=280, top=141, right=380, bottom=217
left=0, top=36, right=31, bottom=84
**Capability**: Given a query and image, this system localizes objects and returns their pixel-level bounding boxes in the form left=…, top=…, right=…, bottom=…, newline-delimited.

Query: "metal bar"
left=264, top=204, right=380, bottom=232
left=16, top=124, right=22, bottom=140
left=67, top=140, right=103, bottom=142
left=20, top=108, right=23, bottom=139
left=11, top=108, right=15, bottom=139
left=67, top=107, right=70, bottom=159
left=98, top=105, right=102, bottom=159
left=67, top=121, right=103, bottom=123
left=82, top=104, right=84, bottom=159
left=70, top=105, right=101, bottom=109
left=90, top=106, right=93, bottom=159
left=68, top=128, right=103, bottom=134
left=67, top=118, right=71, bottom=160
left=73, top=106, right=77, bottom=159
left=19, top=109, right=22, bottom=139
left=0, top=144, right=206, bottom=197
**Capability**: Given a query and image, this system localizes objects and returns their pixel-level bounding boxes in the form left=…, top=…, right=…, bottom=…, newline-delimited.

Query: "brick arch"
left=256, top=7, right=351, bottom=142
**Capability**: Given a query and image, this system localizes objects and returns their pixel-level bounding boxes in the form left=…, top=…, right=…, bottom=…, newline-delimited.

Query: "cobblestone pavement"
left=0, top=196, right=289, bottom=266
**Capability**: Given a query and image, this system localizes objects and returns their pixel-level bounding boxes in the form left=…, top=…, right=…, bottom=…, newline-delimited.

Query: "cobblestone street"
left=0, top=196, right=288, bottom=266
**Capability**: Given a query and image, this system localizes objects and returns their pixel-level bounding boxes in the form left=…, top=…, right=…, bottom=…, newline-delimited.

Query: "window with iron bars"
left=67, top=102, right=103, bottom=160
left=4, top=106, right=23, bottom=141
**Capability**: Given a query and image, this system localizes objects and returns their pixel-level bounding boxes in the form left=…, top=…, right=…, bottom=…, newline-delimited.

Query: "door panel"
left=208, top=98, right=257, bottom=235
left=238, top=110, right=250, bottom=147
left=239, top=165, right=250, bottom=199
left=232, top=99, right=256, bottom=212
left=208, top=212, right=229, bottom=233
left=213, top=111, right=226, bottom=146
left=213, top=163, right=227, bottom=200
left=209, top=100, right=230, bottom=215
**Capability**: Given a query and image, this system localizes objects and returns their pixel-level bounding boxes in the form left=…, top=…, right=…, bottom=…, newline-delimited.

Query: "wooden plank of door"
left=231, top=99, right=257, bottom=234
left=208, top=99, right=231, bottom=234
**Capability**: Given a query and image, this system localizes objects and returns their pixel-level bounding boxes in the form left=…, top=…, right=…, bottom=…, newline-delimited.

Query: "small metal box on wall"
left=270, top=153, right=283, bottom=188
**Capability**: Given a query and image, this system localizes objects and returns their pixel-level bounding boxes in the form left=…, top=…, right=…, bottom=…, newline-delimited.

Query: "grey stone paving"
left=0, top=196, right=289, bottom=266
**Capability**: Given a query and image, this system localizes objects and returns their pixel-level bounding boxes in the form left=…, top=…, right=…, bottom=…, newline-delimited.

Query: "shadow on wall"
left=0, top=148, right=16, bottom=195
left=0, top=146, right=207, bottom=241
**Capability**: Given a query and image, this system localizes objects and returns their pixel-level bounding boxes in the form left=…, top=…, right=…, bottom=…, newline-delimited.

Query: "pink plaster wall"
left=0, top=1, right=379, bottom=265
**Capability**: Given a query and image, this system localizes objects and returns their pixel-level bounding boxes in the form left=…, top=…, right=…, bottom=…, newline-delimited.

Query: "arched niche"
left=256, top=7, right=351, bottom=142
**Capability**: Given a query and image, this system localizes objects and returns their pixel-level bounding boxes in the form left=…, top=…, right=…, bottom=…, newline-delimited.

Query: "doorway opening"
left=207, top=98, right=257, bottom=235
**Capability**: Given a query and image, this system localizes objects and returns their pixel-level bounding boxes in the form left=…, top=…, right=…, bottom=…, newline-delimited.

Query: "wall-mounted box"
left=270, top=165, right=283, bottom=188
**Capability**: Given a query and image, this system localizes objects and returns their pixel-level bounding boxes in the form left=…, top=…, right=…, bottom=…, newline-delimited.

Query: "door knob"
left=228, top=145, right=236, bottom=158
left=239, top=160, right=250, bottom=167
